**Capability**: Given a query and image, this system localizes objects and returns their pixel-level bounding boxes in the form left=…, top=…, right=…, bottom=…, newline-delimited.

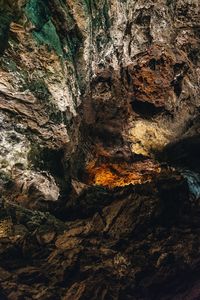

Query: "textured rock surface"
left=1, top=172, right=198, bottom=300
left=0, top=0, right=200, bottom=193
left=0, top=0, right=200, bottom=299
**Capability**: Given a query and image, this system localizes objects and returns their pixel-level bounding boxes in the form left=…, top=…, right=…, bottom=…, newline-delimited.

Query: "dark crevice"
left=160, top=135, right=200, bottom=172
left=131, top=98, right=165, bottom=119
left=125, top=21, right=132, bottom=35
left=0, top=13, right=12, bottom=56
left=135, top=12, right=151, bottom=27
left=148, top=58, right=157, bottom=71
left=171, top=62, right=189, bottom=97
left=188, top=48, right=200, bottom=65
left=125, top=68, right=132, bottom=86
left=28, top=147, right=66, bottom=178
left=148, top=57, right=166, bottom=71
left=171, top=76, right=183, bottom=97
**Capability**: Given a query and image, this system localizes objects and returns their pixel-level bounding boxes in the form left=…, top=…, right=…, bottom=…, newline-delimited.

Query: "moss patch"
left=25, top=0, right=63, bottom=56
left=26, top=78, right=50, bottom=101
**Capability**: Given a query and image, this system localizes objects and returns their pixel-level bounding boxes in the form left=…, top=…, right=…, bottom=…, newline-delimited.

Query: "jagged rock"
left=0, top=0, right=200, bottom=299
left=0, top=0, right=199, bottom=195
left=0, top=173, right=199, bottom=299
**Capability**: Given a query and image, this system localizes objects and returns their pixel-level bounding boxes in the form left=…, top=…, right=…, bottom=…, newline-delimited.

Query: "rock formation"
left=0, top=0, right=200, bottom=299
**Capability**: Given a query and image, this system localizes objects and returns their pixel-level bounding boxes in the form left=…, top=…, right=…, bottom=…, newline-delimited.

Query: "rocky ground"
left=0, top=0, right=200, bottom=299
left=1, top=170, right=200, bottom=300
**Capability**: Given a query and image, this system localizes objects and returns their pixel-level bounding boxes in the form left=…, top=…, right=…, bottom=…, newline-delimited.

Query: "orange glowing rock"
left=86, top=160, right=161, bottom=188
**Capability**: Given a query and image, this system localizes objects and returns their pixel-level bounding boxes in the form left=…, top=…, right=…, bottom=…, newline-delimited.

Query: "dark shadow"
left=131, top=98, right=164, bottom=119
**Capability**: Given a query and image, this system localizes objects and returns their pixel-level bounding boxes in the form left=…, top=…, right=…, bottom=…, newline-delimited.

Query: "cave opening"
left=131, top=98, right=164, bottom=118
left=159, top=135, right=200, bottom=200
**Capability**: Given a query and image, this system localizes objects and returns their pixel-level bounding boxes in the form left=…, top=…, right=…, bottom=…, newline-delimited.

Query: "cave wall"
left=0, top=1, right=200, bottom=299
left=0, top=0, right=200, bottom=205
left=0, top=0, right=88, bottom=206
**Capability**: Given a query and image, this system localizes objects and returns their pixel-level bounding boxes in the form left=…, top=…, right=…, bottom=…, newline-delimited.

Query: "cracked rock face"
left=0, top=0, right=200, bottom=299
left=0, top=174, right=197, bottom=300
left=0, top=0, right=200, bottom=195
